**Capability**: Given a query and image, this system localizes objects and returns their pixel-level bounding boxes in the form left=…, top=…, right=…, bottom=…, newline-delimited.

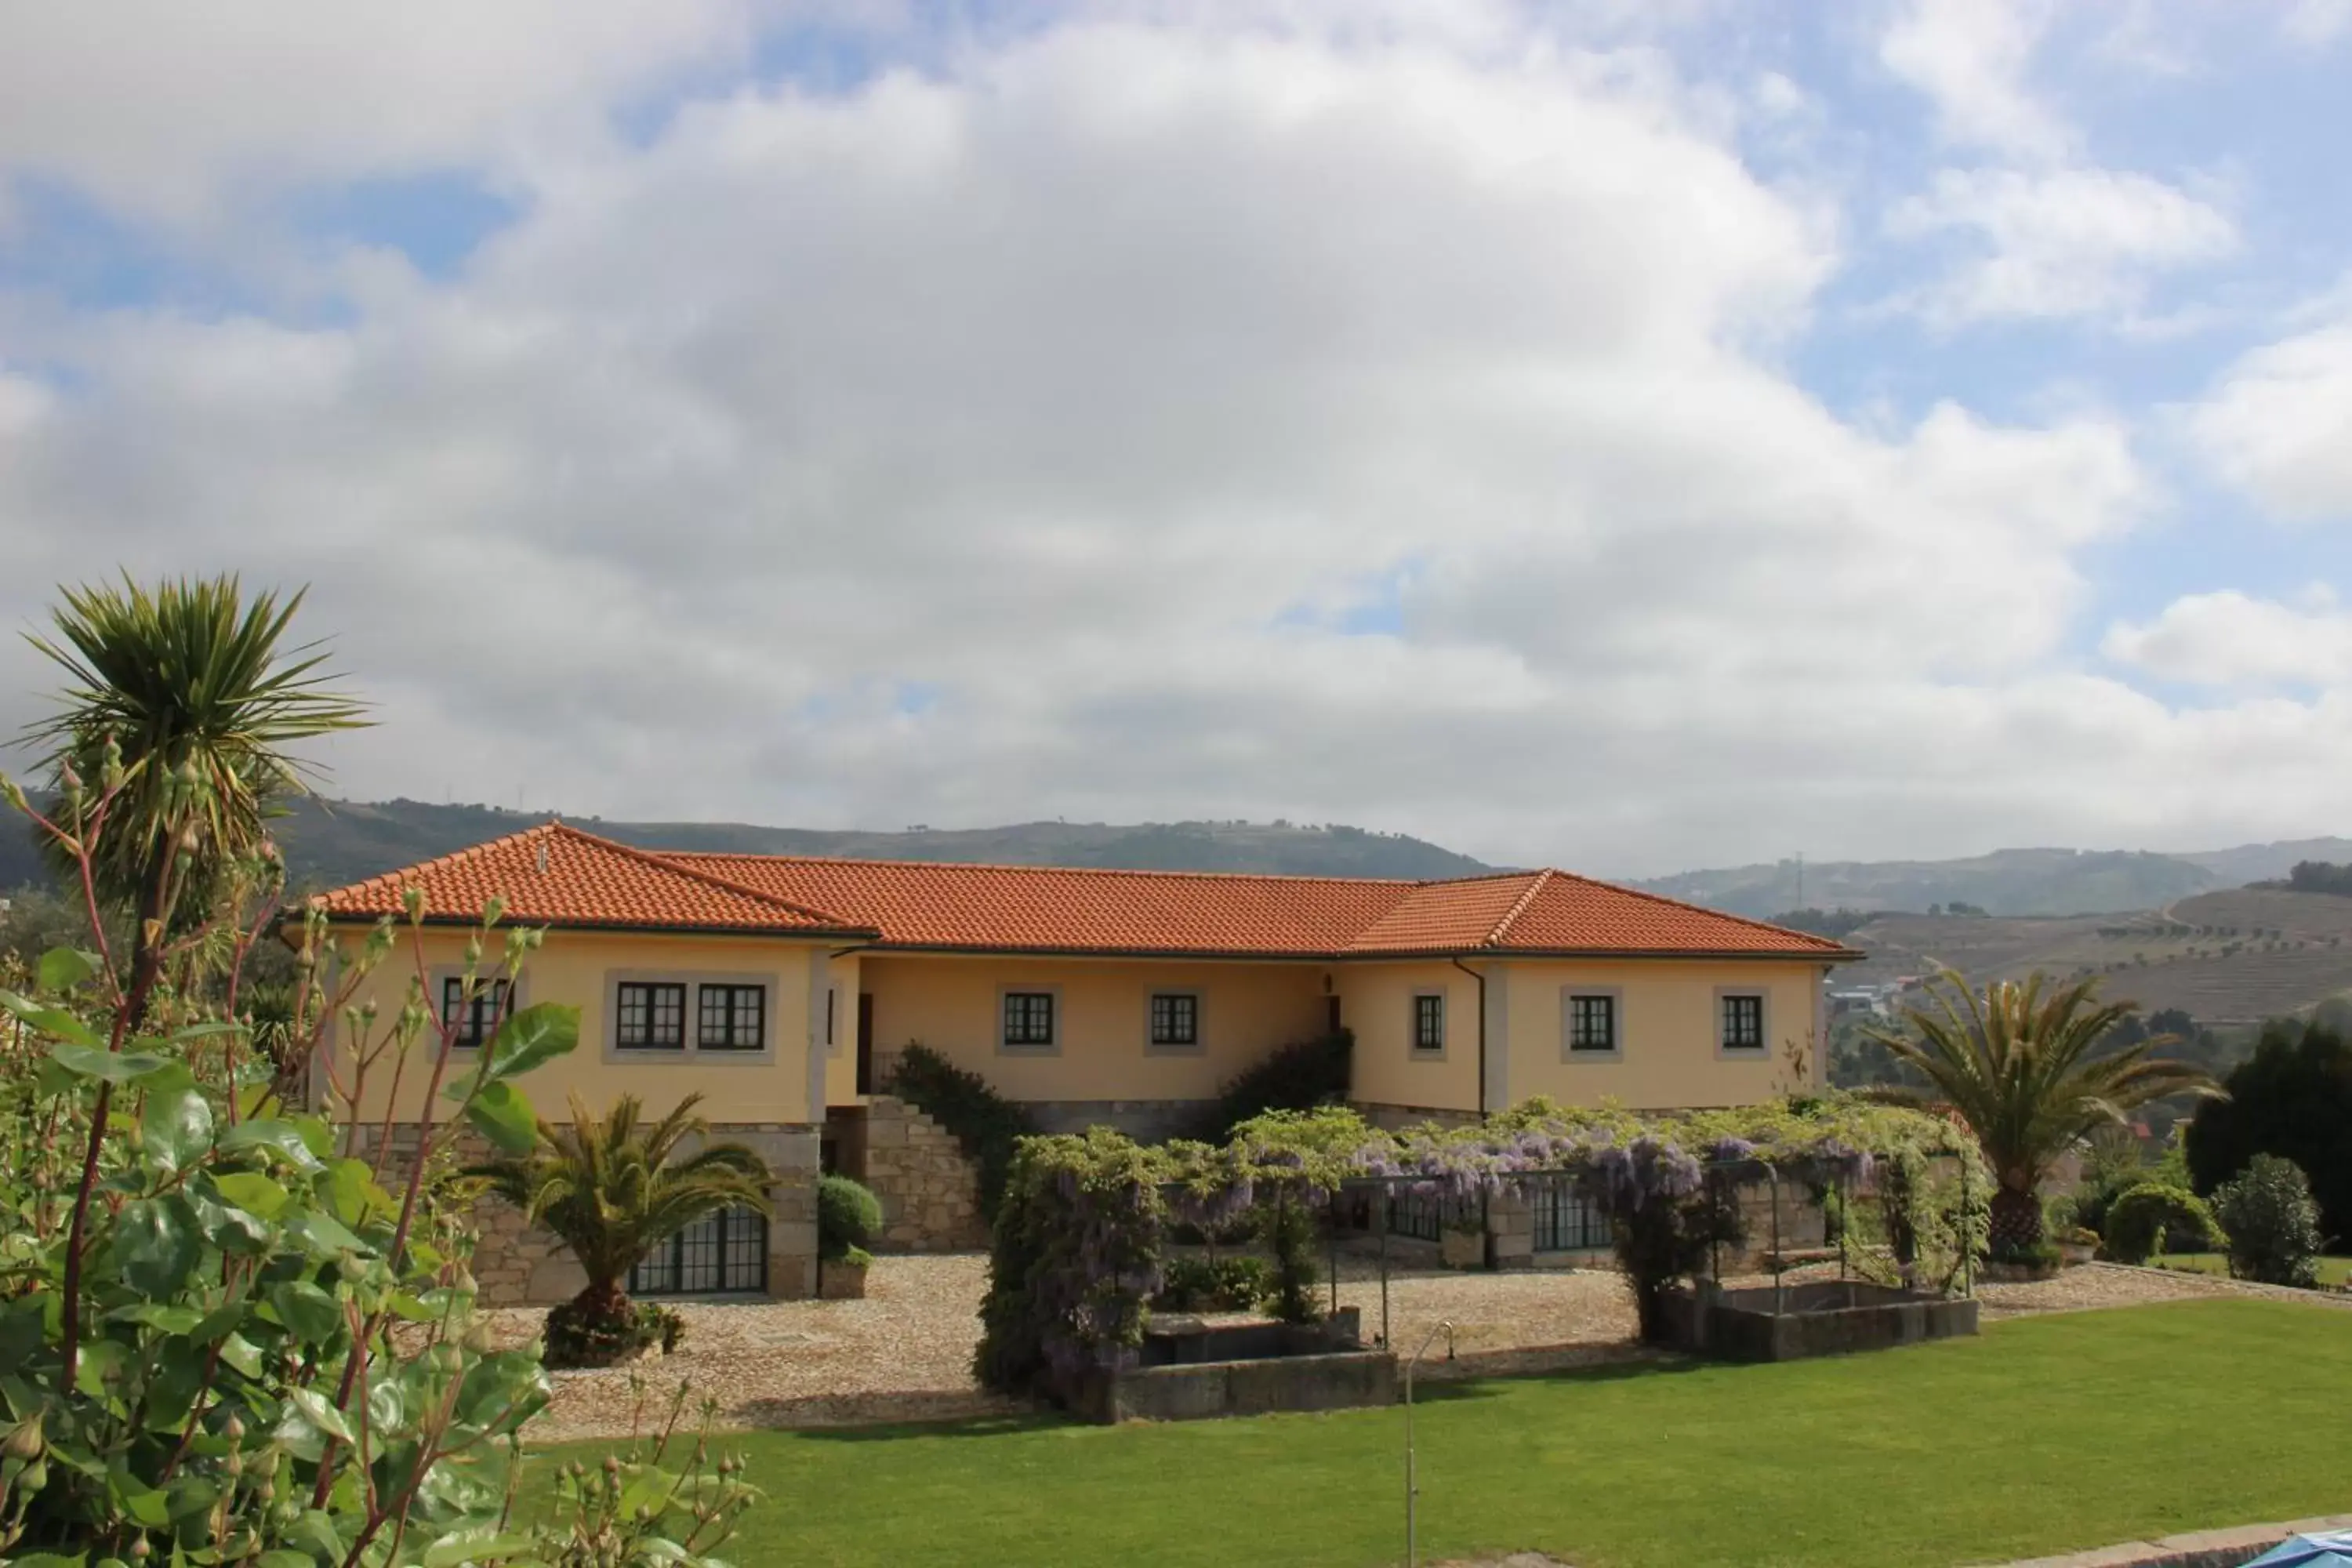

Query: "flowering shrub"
left=977, top=1094, right=1990, bottom=1393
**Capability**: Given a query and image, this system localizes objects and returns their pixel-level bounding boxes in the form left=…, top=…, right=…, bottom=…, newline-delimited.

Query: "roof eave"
left=311, top=911, right=884, bottom=941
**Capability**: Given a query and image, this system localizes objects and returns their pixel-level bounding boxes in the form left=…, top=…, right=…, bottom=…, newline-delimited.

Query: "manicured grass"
left=542, top=1300, right=2352, bottom=1568
left=2151, top=1252, right=2352, bottom=1287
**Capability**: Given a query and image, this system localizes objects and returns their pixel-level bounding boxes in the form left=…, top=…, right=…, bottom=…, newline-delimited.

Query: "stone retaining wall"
left=344, top=1119, right=820, bottom=1305
left=858, top=1096, right=989, bottom=1252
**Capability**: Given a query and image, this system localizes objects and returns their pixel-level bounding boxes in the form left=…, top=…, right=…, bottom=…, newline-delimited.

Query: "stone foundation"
left=343, top=1118, right=820, bottom=1305
left=852, top=1097, right=990, bottom=1252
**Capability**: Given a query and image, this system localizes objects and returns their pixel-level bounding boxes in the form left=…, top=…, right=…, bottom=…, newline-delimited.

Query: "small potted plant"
left=818, top=1174, right=884, bottom=1300
left=2057, top=1225, right=2100, bottom=1267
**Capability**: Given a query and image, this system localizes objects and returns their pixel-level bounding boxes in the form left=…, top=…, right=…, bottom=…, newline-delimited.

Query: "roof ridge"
left=306, top=819, right=562, bottom=910
left=1537, top=868, right=1850, bottom=953
left=659, top=850, right=1425, bottom=889
left=548, top=824, right=869, bottom=930
left=1483, top=869, right=1555, bottom=946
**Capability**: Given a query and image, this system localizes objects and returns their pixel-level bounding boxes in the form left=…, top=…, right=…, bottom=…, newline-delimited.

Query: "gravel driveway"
left=502, top=1254, right=2343, bottom=1441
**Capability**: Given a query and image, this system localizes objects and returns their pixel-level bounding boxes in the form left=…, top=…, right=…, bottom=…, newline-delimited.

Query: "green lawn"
left=543, top=1300, right=2352, bottom=1568
left=2151, top=1253, right=2352, bottom=1287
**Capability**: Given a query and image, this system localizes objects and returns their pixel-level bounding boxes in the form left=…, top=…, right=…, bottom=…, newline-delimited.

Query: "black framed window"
left=628, top=1204, right=766, bottom=1296
left=616, top=982, right=686, bottom=1051
left=1149, top=993, right=1198, bottom=1047
left=441, top=978, right=511, bottom=1049
left=1412, top=993, right=1445, bottom=1054
left=698, top=984, right=766, bottom=1051
left=1721, top=993, right=1766, bottom=1051
left=1003, top=991, right=1055, bottom=1048
left=1568, top=994, right=1617, bottom=1053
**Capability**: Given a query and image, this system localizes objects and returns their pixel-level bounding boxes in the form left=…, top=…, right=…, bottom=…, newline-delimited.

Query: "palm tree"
left=1865, top=967, right=2216, bottom=1254
left=21, top=575, right=368, bottom=1008
left=469, top=1092, right=773, bottom=1359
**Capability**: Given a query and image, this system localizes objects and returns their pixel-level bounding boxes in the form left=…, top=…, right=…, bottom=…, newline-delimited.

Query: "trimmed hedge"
left=885, top=1042, right=1036, bottom=1218
left=818, top=1173, right=884, bottom=1261
left=2103, top=1182, right=2225, bottom=1265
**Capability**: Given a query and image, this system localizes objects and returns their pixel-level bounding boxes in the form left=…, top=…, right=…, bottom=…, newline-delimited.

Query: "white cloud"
left=1885, top=165, right=2237, bottom=326
left=2104, top=589, right=2352, bottom=687
left=2284, top=0, right=2352, bottom=45
left=1879, top=0, right=2069, bottom=160
left=9, top=14, right=2349, bottom=873
left=0, top=0, right=776, bottom=222
left=2190, top=285, right=2352, bottom=521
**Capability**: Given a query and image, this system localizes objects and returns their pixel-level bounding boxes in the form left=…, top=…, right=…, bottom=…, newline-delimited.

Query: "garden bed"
left=1661, top=1278, right=1977, bottom=1361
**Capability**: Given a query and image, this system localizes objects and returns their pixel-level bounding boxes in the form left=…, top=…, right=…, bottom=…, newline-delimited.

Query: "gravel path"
left=499, top=1254, right=2347, bottom=1441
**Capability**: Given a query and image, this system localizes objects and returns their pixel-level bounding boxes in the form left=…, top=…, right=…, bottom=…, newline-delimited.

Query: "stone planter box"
left=818, top=1259, right=869, bottom=1300
left=1661, top=1279, right=1978, bottom=1363
left=2058, top=1241, right=2096, bottom=1268
left=1056, top=1309, right=1390, bottom=1423
left=1440, top=1228, right=1485, bottom=1270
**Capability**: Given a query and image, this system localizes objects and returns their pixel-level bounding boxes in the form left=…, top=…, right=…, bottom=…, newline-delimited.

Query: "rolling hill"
left=0, top=797, right=1497, bottom=891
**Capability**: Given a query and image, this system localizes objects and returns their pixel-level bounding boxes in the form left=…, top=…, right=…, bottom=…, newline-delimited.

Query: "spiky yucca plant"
left=1865, top=967, right=2216, bottom=1254
left=21, top=574, right=367, bottom=1004
left=469, top=1092, right=772, bottom=1363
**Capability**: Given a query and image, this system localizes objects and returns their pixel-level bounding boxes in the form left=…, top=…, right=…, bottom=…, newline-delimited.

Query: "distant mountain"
left=1637, top=838, right=2352, bottom=919
left=2, top=797, right=1495, bottom=893
left=1634, top=848, right=2220, bottom=920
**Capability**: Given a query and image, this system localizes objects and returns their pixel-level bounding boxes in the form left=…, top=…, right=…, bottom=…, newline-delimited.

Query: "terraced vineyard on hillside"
left=1843, top=887, right=2352, bottom=1023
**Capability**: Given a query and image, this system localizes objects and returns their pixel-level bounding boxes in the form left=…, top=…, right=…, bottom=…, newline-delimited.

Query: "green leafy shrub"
left=2103, top=1182, right=2226, bottom=1265
left=818, top=1174, right=884, bottom=1261
left=1152, top=1255, right=1270, bottom=1312
left=0, top=774, right=572, bottom=1561
left=887, top=1042, right=1036, bottom=1218
left=1183, top=1029, right=1352, bottom=1142
left=521, top=1378, right=760, bottom=1566
left=2211, top=1153, right=2325, bottom=1287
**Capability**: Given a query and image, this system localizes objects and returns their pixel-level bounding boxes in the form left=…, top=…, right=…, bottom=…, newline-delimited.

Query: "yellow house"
left=309, top=822, right=1857, bottom=1299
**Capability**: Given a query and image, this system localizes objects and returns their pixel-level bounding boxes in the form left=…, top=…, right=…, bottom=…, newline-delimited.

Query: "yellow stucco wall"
left=854, top=953, right=1328, bottom=1105
left=1337, top=960, right=1481, bottom=1114
left=1500, top=957, right=1828, bottom=1111
left=324, top=927, right=833, bottom=1127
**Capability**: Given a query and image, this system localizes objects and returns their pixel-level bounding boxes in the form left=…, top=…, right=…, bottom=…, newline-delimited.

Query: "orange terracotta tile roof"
left=663, top=851, right=1856, bottom=960
left=662, top=853, right=1409, bottom=956
left=310, top=822, right=1856, bottom=960
left=306, top=823, right=878, bottom=936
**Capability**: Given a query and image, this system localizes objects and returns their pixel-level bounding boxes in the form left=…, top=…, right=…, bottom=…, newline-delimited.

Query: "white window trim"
left=1714, top=986, right=1770, bottom=1058
left=1409, top=989, right=1447, bottom=1058
left=997, top=984, right=1062, bottom=1056
left=1561, top=986, right=1624, bottom=1062
left=1144, top=989, right=1205, bottom=1055
left=601, top=968, right=780, bottom=1065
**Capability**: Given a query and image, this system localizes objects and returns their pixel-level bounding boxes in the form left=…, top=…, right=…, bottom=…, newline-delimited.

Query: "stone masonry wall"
left=860, top=1095, right=989, bottom=1252
left=345, top=1120, right=820, bottom=1305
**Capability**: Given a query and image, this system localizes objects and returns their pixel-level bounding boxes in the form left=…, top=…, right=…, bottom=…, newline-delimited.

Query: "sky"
left=2, top=1, right=2350, bottom=879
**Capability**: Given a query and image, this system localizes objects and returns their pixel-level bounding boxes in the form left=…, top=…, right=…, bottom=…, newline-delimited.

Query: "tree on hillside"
left=20, top=575, right=367, bottom=1010
left=1866, top=968, right=2216, bottom=1255
left=2186, top=1019, right=2352, bottom=1247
